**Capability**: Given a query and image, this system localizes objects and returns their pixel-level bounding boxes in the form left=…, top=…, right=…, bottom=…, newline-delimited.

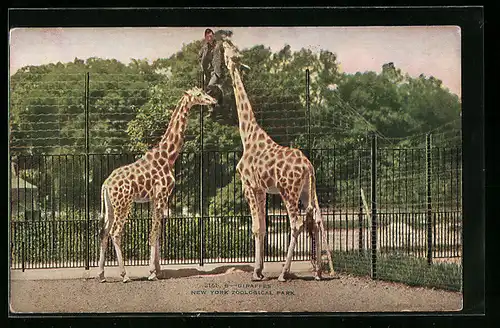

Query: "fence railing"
left=10, top=137, right=462, bottom=275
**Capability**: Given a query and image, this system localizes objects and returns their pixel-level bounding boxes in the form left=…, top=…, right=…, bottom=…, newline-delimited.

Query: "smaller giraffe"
left=97, top=87, right=216, bottom=283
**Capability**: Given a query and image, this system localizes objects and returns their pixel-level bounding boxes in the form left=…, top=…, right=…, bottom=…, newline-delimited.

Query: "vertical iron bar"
left=346, top=151, right=349, bottom=252
left=358, top=156, right=363, bottom=252
left=57, top=156, right=62, bottom=267
left=398, top=149, right=402, bottom=253
left=64, top=155, right=69, bottom=264
left=405, top=149, right=409, bottom=255
left=456, top=147, right=460, bottom=257
left=232, top=152, right=236, bottom=261
left=345, top=150, right=349, bottom=252
left=22, top=240, right=25, bottom=272
left=391, top=149, right=398, bottom=250
left=84, top=72, right=90, bottom=270
left=410, top=149, right=414, bottom=255
left=199, top=71, right=205, bottom=267
left=370, top=134, right=378, bottom=279
left=332, top=148, right=336, bottom=252
left=16, top=159, right=20, bottom=268
left=339, top=151, right=343, bottom=253
left=306, top=69, right=311, bottom=155
left=9, top=155, right=13, bottom=269
left=426, top=134, right=433, bottom=265
left=265, top=194, right=269, bottom=261
left=456, top=147, right=460, bottom=212
left=350, top=150, right=354, bottom=252
left=51, top=156, right=55, bottom=255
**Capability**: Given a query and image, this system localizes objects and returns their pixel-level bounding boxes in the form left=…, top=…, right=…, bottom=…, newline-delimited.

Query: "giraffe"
left=220, top=38, right=335, bottom=282
left=97, top=87, right=217, bottom=283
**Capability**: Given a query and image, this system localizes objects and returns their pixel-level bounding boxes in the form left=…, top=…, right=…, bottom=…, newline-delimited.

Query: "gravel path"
left=10, top=265, right=462, bottom=313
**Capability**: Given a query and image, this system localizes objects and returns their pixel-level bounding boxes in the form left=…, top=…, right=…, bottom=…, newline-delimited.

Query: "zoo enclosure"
left=9, top=71, right=462, bottom=290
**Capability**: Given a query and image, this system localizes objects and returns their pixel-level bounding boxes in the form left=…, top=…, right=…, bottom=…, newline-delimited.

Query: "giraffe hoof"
left=251, top=270, right=268, bottom=281
left=329, top=271, right=340, bottom=279
left=122, top=276, right=131, bottom=283
left=97, top=273, right=106, bottom=283
left=278, top=274, right=287, bottom=282
left=148, top=273, right=158, bottom=281
left=314, top=275, right=322, bottom=281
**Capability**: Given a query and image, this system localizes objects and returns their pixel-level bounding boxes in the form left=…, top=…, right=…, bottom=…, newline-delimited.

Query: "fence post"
left=306, top=69, right=311, bottom=155
left=370, top=134, right=378, bottom=279
left=84, top=72, right=90, bottom=270
left=358, top=156, right=363, bottom=252
left=22, top=241, right=25, bottom=272
left=199, top=71, right=205, bottom=267
left=426, top=133, right=433, bottom=265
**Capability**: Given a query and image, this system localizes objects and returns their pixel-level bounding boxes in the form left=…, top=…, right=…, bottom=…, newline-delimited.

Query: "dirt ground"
left=9, top=263, right=462, bottom=313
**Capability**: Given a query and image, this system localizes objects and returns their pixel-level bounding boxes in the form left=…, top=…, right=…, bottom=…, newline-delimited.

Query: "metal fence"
left=9, top=69, right=462, bottom=290
left=10, top=136, right=462, bottom=278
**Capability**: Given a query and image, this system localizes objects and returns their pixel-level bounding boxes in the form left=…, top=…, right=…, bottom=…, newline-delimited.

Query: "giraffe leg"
left=254, top=190, right=267, bottom=281
left=148, top=206, right=163, bottom=281
left=97, top=232, right=110, bottom=283
left=301, top=191, right=318, bottom=276
left=317, top=216, right=335, bottom=276
left=155, top=239, right=161, bottom=275
left=108, top=203, right=131, bottom=283
left=110, top=230, right=130, bottom=283
left=311, top=219, right=322, bottom=281
left=279, top=193, right=303, bottom=282
left=243, top=186, right=267, bottom=281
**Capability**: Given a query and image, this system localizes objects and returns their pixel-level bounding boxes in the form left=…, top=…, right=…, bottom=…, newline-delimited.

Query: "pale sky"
left=9, top=26, right=461, bottom=96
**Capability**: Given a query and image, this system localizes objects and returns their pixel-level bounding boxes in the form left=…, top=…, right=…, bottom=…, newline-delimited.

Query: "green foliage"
left=10, top=217, right=254, bottom=267
left=10, top=218, right=89, bottom=267
left=330, top=251, right=462, bottom=291
left=207, top=173, right=247, bottom=217
left=10, top=57, right=161, bottom=155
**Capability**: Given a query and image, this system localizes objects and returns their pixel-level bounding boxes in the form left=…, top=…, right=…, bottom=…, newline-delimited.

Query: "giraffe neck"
left=229, top=63, right=260, bottom=148
left=159, top=95, right=191, bottom=162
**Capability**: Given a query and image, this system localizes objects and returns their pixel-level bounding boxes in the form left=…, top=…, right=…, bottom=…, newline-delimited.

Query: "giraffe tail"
left=305, top=168, right=316, bottom=237
left=99, top=184, right=107, bottom=240
left=307, top=167, right=335, bottom=275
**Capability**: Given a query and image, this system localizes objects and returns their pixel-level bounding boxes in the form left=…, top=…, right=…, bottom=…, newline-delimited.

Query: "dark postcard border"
left=7, top=6, right=485, bottom=327
left=8, top=6, right=483, bottom=28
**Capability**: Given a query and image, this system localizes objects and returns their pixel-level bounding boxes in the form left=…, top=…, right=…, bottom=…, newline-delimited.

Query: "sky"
left=9, top=26, right=461, bottom=96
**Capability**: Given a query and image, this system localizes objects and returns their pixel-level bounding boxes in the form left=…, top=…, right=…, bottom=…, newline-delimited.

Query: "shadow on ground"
left=127, top=265, right=340, bottom=282
left=93, top=262, right=339, bottom=283
left=129, top=264, right=255, bottom=282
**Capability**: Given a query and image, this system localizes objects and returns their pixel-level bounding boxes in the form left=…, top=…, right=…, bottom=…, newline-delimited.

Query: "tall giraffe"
left=220, top=38, right=335, bottom=282
left=97, top=87, right=216, bottom=283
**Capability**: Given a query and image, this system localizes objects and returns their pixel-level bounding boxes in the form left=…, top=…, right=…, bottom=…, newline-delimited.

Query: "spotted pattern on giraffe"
left=97, top=87, right=217, bottom=283
left=221, top=39, right=335, bottom=282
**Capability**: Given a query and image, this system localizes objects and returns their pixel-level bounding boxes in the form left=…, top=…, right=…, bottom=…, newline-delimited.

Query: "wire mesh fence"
left=9, top=139, right=462, bottom=289
left=9, top=69, right=462, bottom=291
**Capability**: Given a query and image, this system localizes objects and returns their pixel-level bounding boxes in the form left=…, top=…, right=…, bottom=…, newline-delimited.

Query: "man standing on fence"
left=199, top=28, right=224, bottom=106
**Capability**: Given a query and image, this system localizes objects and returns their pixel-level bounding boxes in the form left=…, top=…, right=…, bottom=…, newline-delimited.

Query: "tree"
left=10, top=57, right=161, bottom=211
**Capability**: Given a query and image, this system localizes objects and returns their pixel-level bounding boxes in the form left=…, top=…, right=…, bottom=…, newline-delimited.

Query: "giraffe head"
left=183, top=87, right=217, bottom=106
left=221, top=37, right=251, bottom=75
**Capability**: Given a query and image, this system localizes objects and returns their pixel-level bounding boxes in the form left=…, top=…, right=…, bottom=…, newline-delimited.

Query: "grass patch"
left=325, top=251, right=462, bottom=292
left=377, top=253, right=462, bottom=292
